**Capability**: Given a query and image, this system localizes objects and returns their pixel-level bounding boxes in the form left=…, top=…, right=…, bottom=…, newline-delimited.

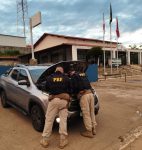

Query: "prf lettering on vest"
left=79, top=73, right=85, bottom=77
left=53, top=77, right=63, bottom=82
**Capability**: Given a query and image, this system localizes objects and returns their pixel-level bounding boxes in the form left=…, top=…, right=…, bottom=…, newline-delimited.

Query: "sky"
left=0, top=0, right=142, bottom=47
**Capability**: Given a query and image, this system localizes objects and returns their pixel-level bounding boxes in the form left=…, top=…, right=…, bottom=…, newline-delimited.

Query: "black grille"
left=68, top=98, right=80, bottom=111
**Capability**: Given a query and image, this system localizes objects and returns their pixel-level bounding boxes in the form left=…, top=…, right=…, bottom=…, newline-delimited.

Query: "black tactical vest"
left=71, top=72, right=91, bottom=94
left=45, top=71, right=70, bottom=95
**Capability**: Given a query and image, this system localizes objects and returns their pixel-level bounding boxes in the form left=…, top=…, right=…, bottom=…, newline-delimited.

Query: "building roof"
left=0, top=34, right=25, bottom=38
left=34, top=33, right=116, bottom=48
left=62, top=42, right=116, bottom=48
left=19, top=44, right=67, bottom=58
left=0, top=34, right=26, bottom=47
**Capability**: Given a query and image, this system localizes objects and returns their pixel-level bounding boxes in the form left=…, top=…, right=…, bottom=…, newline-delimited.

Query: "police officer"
left=40, top=66, right=71, bottom=149
left=70, top=69, right=97, bottom=138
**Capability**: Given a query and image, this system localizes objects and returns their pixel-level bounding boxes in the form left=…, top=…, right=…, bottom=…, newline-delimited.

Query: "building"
left=0, top=34, right=30, bottom=65
left=19, top=33, right=142, bottom=65
left=20, top=33, right=117, bottom=64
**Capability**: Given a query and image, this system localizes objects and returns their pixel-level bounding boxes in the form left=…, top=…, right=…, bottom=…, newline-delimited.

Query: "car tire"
left=30, top=105, right=45, bottom=132
left=95, top=108, right=99, bottom=115
left=0, top=90, right=9, bottom=108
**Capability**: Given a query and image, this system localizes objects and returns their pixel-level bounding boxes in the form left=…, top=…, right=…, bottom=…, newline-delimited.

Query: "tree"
left=0, top=50, right=20, bottom=56
left=139, top=45, right=142, bottom=49
left=86, top=46, right=103, bottom=65
left=129, top=44, right=142, bottom=50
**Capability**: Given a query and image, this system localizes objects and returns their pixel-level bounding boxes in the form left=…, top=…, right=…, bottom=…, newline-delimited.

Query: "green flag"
left=109, top=3, right=112, bottom=25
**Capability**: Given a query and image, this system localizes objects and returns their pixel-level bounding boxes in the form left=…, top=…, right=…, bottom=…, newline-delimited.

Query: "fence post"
left=125, top=73, right=127, bottom=82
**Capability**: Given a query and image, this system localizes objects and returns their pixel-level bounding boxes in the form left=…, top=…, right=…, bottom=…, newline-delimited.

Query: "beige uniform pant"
left=42, top=98, right=68, bottom=138
left=80, top=93, right=97, bottom=132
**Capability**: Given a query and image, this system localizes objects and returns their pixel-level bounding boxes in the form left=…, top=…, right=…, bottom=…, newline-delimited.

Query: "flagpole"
left=116, top=17, right=120, bottom=72
left=110, top=23, right=112, bottom=74
left=109, top=3, right=113, bottom=74
left=30, top=18, right=35, bottom=60
left=103, top=34, right=106, bottom=74
left=117, top=36, right=118, bottom=71
left=103, top=13, right=106, bottom=74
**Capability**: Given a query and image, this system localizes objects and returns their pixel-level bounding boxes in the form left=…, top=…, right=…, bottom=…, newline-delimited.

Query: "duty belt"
left=49, top=93, right=70, bottom=102
left=79, top=89, right=92, bottom=96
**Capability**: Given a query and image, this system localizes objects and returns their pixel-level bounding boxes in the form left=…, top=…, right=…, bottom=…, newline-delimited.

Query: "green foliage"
left=139, top=45, right=142, bottom=49
left=129, top=44, right=142, bottom=50
left=0, top=50, right=20, bottom=56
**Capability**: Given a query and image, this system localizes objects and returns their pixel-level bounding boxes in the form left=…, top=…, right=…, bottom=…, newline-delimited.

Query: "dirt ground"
left=0, top=75, right=142, bottom=150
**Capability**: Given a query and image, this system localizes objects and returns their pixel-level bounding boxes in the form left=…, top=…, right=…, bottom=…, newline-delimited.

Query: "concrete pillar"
left=72, top=45, right=78, bottom=60
left=127, top=51, right=130, bottom=65
left=112, top=50, right=116, bottom=58
left=139, top=52, right=142, bottom=65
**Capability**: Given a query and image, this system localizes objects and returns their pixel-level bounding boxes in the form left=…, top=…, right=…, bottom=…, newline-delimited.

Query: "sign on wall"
left=112, top=58, right=122, bottom=66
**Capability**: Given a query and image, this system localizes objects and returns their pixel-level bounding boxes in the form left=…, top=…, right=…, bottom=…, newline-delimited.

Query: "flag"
left=116, top=17, right=120, bottom=38
left=103, top=13, right=105, bottom=34
left=109, top=3, right=112, bottom=25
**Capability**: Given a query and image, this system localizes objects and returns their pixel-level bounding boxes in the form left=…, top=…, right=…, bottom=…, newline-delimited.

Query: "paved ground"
left=0, top=75, right=142, bottom=150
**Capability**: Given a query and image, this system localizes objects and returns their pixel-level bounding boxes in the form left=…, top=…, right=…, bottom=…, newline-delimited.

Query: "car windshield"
left=29, top=68, right=48, bottom=83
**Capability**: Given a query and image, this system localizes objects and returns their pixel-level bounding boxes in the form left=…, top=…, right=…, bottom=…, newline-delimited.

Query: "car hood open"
left=36, top=60, right=88, bottom=84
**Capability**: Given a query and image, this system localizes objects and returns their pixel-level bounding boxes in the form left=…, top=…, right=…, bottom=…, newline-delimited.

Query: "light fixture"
left=56, top=117, right=60, bottom=123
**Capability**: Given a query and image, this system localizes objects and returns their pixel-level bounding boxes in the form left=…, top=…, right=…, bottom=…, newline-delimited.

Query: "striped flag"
left=109, top=3, right=112, bottom=25
left=116, top=17, right=120, bottom=38
left=103, top=13, right=105, bottom=34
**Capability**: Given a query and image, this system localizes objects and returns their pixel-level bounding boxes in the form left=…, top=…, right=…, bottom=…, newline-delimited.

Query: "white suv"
left=0, top=61, right=99, bottom=132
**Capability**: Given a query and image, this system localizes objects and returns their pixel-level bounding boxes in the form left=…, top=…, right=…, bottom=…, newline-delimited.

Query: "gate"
left=86, top=64, right=98, bottom=82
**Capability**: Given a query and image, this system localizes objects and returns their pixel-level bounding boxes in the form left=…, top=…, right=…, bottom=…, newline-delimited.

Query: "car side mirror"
left=18, top=80, right=30, bottom=87
left=3, top=69, right=12, bottom=76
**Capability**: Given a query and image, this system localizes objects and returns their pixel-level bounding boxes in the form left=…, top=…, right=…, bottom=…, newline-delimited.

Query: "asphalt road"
left=0, top=75, right=142, bottom=150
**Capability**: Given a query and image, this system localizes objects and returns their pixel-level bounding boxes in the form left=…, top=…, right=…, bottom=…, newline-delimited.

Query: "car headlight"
left=42, top=92, right=49, bottom=96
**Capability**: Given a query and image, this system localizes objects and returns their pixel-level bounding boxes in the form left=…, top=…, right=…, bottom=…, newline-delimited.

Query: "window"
left=18, top=69, right=29, bottom=81
left=29, top=68, right=47, bottom=83
left=77, top=49, right=88, bottom=60
left=11, top=69, right=20, bottom=81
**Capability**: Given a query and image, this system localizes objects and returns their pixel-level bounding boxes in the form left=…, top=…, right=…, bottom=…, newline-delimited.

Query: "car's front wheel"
left=30, top=105, right=45, bottom=132
left=0, top=90, right=9, bottom=108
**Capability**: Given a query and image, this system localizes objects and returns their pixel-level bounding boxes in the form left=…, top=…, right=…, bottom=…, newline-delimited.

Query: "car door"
left=15, top=69, right=31, bottom=109
left=6, top=68, right=20, bottom=103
